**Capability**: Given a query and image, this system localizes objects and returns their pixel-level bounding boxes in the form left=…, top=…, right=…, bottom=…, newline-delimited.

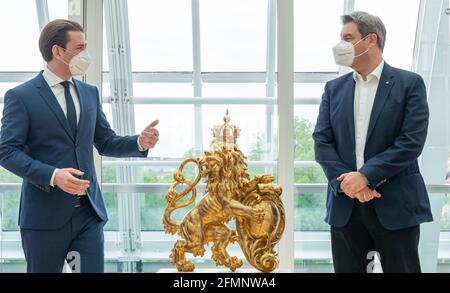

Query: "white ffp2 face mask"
left=332, top=35, right=370, bottom=67
left=60, top=47, right=92, bottom=76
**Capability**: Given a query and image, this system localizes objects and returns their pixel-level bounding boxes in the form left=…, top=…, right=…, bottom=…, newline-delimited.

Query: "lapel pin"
left=386, top=81, right=390, bottom=85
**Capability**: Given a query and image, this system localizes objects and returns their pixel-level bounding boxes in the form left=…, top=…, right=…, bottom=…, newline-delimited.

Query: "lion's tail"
left=162, top=158, right=202, bottom=234
left=163, top=185, right=198, bottom=234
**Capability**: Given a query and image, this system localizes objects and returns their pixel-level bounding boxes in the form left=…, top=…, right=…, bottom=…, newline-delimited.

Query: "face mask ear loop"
left=61, top=45, right=81, bottom=56
left=353, top=33, right=371, bottom=46
left=353, top=34, right=372, bottom=59
left=354, top=48, right=370, bottom=58
left=55, top=46, right=75, bottom=68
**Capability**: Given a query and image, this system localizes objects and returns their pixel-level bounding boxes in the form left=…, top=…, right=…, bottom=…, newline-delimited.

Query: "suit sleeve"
left=359, top=74, right=429, bottom=189
left=0, top=89, right=55, bottom=192
left=93, top=87, right=149, bottom=158
left=313, top=83, right=353, bottom=197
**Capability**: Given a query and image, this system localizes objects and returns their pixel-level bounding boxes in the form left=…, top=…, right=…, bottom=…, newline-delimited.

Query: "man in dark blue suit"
left=0, top=20, right=160, bottom=273
left=313, top=11, right=433, bottom=273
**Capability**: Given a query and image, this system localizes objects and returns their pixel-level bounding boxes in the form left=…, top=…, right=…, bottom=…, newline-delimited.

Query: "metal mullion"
left=190, top=0, right=204, bottom=208
left=339, top=0, right=355, bottom=76
left=116, top=0, right=140, bottom=269
left=5, top=96, right=321, bottom=105
left=118, top=0, right=140, bottom=258
left=265, top=0, right=277, bottom=176
left=104, top=0, right=139, bottom=272
left=111, top=1, right=133, bottom=267
left=277, top=0, right=294, bottom=272
left=35, top=0, right=50, bottom=30
left=102, top=160, right=320, bottom=168
left=0, top=71, right=339, bottom=84
left=192, top=0, right=203, bottom=161
left=343, top=0, right=355, bottom=14
left=35, top=0, right=49, bottom=71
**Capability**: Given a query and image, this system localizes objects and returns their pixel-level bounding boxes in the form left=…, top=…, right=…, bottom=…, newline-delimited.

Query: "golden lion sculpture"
left=163, top=110, right=285, bottom=272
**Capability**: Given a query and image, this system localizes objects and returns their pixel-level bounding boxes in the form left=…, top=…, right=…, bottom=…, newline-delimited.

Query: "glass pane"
left=140, top=165, right=197, bottom=231
left=294, top=104, right=328, bottom=232
left=295, top=193, right=329, bottom=231
left=141, top=192, right=167, bottom=231
left=441, top=194, right=449, bottom=231
left=100, top=153, right=122, bottom=231
left=134, top=105, right=195, bottom=159
left=202, top=83, right=266, bottom=97
left=295, top=83, right=325, bottom=98
left=0, top=0, right=68, bottom=72
left=445, top=151, right=450, bottom=231
left=48, top=0, right=68, bottom=20
left=200, top=0, right=268, bottom=72
left=99, top=96, right=119, bottom=234
left=0, top=83, right=21, bottom=101
left=133, top=83, right=193, bottom=97
left=294, top=0, right=343, bottom=72
left=0, top=0, right=42, bottom=71
left=102, top=16, right=109, bottom=72
left=202, top=105, right=273, bottom=157
left=102, top=83, right=111, bottom=100
left=0, top=192, right=20, bottom=231
left=295, top=105, right=319, bottom=134
left=127, top=0, right=193, bottom=71
left=354, top=0, right=420, bottom=70
left=141, top=190, right=205, bottom=232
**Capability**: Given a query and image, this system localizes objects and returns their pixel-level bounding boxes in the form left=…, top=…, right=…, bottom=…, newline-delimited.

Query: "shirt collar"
left=353, top=60, right=385, bottom=83
left=43, top=66, right=74, bottom=87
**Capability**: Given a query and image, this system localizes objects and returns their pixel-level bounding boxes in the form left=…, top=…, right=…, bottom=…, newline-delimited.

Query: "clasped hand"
left=337, top=172, right=381, bottom=203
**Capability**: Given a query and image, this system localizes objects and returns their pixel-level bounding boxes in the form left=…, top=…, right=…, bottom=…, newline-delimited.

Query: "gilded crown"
left=210, top=110, right=241, bottom=151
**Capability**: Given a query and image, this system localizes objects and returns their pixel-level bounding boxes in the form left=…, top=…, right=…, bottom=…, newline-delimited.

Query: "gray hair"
left=341, top=11, right=387, bottom=52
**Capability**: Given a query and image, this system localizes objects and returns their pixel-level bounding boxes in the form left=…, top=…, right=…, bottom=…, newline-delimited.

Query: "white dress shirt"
left=43, top=67, right=81, bottom=123
left=43, top=67, right=147, bottom=191
left=43, top=67, right=83, bottom=190
left=353, top=60, right=385, bottom=170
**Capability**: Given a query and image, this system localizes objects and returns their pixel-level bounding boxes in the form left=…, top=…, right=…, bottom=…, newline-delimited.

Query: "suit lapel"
left=343, top=74, right=356, bottom=164
left=36, top=73, right=75, bottom=142
left=73, top=79, right=86, bottom=145
left=365, top=63, right=395, bottom=144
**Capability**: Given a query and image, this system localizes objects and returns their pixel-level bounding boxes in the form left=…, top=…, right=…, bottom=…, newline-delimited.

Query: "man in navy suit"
left=313, top=11, right=433, bottom=273
left=0, top=19, right=160, bottom=273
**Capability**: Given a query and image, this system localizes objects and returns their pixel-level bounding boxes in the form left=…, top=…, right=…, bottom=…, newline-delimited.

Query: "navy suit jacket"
left=313, top=63, right=433, bottom=230
left=0, top=72, right=148, bottom=229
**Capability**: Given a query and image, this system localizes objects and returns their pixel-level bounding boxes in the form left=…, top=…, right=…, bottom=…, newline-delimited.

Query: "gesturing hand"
left=54, top=168, right=90, bottom=195
left=139, top=119, right=160, bottom=149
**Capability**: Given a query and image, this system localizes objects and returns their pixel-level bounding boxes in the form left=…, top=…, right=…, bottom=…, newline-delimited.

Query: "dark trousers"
left=20, top=200, right=105, bottom=273
left=331, top=201, right=421, bottom=273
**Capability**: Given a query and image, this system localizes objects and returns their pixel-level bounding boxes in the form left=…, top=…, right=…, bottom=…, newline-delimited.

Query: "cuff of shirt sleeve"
left=50, top=168, right=59, bottom=187
left=137, top=136, right=148, bottom=152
